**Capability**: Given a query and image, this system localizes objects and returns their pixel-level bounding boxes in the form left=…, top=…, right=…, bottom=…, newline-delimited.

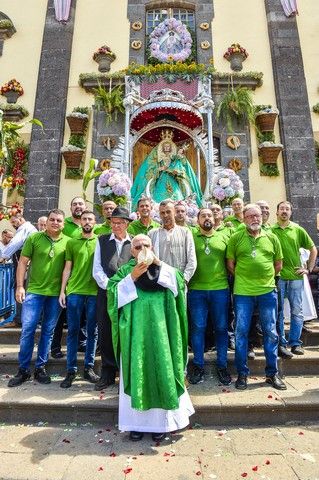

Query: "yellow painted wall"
left=0, top=0, right=47, bottom=134
left=297, top=1, right=319, bottom=138
left=58, top=0, right=130, bottom=212
left=213, top=0, right=287, bottom=223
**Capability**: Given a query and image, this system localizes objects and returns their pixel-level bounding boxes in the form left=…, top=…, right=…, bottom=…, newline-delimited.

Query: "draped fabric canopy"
left=280, top=0, right=298, bottom=17
left=54, top=0, right=71, bottom=22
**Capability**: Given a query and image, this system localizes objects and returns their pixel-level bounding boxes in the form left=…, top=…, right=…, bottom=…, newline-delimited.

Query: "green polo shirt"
left=261, top=223, right=272, bottom=231
left=224, top=215, right=244, bottom=230
left=65, top=235, right=98, bottom=296
left=127, top=219, right=160, bottom=236
left=226, top=228, right=283, bottom=296
left=62, top=217, right=82, bottom=238
left=271, top=221, right=314, bottom=280
left=21, top=232, right=69, bottom=296
left=189, top=230, right=229, bottom=291
left=95, top=221, right=112, bottom=236
left=215, top=223, right=235, bottom=239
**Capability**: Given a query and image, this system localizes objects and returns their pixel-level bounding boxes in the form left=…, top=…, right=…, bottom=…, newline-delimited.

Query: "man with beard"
left=272, top=201, right=317, bottom=356
left=256, top=200, right=271, bottom=231
left=149, top=200, right=196, bottom=284
left=59, top=211, right=99, bottom=388
left=62, top=197, right=87, bottom=238
left=107, top=234, right=194, bottom=441
left=188, top=208, right=231, bottom=385
left=227, top=204, right=286, bottom=391
left=93, top=207, right=133, bottom=390
left=8, top=210, right=68, bottom=387
left=128, top=197, right=160, bottom=236
left=95, top=200, right=117, bottom=235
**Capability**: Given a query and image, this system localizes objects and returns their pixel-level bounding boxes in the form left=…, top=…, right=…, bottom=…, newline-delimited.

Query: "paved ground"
left=0, top=421, right=318, bottom=480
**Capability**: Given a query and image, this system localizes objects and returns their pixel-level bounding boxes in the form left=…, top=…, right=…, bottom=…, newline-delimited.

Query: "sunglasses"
left=133, top=243, right=151, bottom=250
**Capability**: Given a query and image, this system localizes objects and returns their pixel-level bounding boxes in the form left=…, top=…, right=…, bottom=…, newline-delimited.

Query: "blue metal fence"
left=0, top=263, right=16, bottom=325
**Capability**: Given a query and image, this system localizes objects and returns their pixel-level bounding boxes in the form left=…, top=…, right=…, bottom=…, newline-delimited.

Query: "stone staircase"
left=0, top=322, right=318, bottom=427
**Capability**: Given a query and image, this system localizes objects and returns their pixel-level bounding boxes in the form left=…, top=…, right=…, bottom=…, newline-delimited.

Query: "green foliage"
left=0, top=19, right=13, bottom=29
left=69, top=134, right=86, bottom=149
left=255, top=104, right=272, bottom=113
left=65, top=167, right=83, bottom=180
left=93, top=84, right=125, bottom=124
left=82, top=158, right=102, bottom=199
left=256, top=131, right=275, bottom=143
left=313, top=103, right=319, bottom=114
left=259, top=163, right=280, bottom=177
left=72, top=106, right=89, bottom=115
left=0, top=103, right=29, bottom=117
left=216, top=86, right=255, bottom=132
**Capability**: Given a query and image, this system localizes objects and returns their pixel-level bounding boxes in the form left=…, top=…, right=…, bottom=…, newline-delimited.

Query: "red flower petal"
left=265, top=460, right=270, bottom=465
left=123, top=467, right=132, bottom=474
left=241, top=473, right=248, bottom=478
left=268, top=395, right=273, bottom=399
left=252, top=466, right=258, bottom=471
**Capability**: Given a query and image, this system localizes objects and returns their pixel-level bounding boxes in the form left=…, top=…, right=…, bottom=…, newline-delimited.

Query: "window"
left=146, top=8, right=195, bottom=35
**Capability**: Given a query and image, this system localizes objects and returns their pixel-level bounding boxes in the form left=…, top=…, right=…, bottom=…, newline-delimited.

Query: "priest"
left=107, top=234, right=194, bottom=442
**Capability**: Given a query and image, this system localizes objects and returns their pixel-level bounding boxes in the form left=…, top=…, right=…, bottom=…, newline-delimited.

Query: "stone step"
left=0, top=320, right=318, bottom=345
left=0, top=345, right=318, bottom=376
left=0, top=373, right=318, bottom=427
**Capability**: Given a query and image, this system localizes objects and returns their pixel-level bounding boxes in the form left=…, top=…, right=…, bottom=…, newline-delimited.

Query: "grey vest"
left=98, top=234, right=132, bottom=280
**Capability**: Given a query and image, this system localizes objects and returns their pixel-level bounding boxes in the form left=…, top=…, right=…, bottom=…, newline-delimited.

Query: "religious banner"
left=149, top=18, right=192, bottom=63
left=54, top=0, right=72, bottom=22
left=280, top=0, right=298, bottom=17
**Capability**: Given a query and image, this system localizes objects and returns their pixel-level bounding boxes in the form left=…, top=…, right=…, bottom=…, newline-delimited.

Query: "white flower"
left=219, top=177, right=231, bottom=188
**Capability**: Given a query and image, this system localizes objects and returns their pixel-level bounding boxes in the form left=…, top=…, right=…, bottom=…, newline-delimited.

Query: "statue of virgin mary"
left=131, top=130, right=203, bottom=210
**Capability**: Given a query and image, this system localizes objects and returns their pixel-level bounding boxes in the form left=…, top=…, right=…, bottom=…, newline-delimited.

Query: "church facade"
left=0, top=0, right=318, bottom=238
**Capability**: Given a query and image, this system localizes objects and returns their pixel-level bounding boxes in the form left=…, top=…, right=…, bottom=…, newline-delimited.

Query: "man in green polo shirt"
left=188, top=208, right=231, bottom=386
left=224, top=197, right=244, bottom=230
left=59, top=210, right=99, bottom=388
left=63, top=196, right=87, bottom=238
left=8, top=209, right=69, bottom=387
left=272, top=201, right=317, bottom=355
left=95, top=200, right=116, bottom=235
left=128, top=197, right=160, bottom=236
left=256, top=200, right=272, bottom=231
left=227, top=203, right=286, bottom=391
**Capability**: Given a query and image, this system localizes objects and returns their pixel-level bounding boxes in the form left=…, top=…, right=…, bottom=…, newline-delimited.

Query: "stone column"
left=265, top=0, right=319, bottom=240
left=23, top=0, right=76, bottom=222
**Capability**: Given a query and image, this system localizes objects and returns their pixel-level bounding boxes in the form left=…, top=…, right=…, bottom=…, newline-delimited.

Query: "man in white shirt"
left=0, top=214, right=37, bottom=263
left=0, top=229, right=14, bottom=258
left=92, top=207, right=132, bottom=390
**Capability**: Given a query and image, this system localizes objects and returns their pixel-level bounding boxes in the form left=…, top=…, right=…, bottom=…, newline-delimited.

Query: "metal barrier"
left=0, top=263, right=16, bottom=326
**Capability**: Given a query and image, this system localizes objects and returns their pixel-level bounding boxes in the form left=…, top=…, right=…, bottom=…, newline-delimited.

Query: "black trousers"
left=97, top=288, right=117, bottom=380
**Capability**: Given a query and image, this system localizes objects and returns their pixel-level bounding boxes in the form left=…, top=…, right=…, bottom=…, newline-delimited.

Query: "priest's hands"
left=131, top=262, right=149, bottom=281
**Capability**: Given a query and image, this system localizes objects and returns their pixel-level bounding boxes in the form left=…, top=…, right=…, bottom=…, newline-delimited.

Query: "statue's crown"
left=161, top=129, right=174, bottom=141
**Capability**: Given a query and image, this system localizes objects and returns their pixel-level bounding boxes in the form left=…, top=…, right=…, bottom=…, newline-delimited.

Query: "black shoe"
left=51, top=351, right=64, bottom=359
left=228, top=338, right=235, bottom=351
left=83, top=368, right=99, bottom=383
left=77, top=345, right=86, bottom=353
left=291, top=345, right=304, bottom=355
left=34, top=367, right=51, bottom=384
left=188, top=365, right=204, bottom=385
left=248, top=349, right=255, bottom=360
left=8, top=369, right=31, bottom=388
left=235, top=374, right=247, bottom=390
left=94, top=376, right=115, bottom=391
left=152, top=432, right=166, bottom=442
left=266, top=374, right=287, bottom=390
left=278, top=345, right=293, bottom=359
left=60, top=372, right=76, bottom=389
left=216, top=367, right=231, bottom=386
left=129, top=431, right=144, bottom=441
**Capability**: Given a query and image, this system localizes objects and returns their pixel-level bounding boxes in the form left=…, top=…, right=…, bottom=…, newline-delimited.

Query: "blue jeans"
left=66, top=294, right=97, bottom=372
left=277, top=279, right=304, bottom=347
left=19, top=294, right=62, bottom=371
left=188, top=289, right=229, bottom=369
left=234, top=291, right=279, bottom=376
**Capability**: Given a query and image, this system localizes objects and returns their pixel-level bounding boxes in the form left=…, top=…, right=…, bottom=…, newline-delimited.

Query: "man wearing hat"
left=93, top=207, right=133, bottom=390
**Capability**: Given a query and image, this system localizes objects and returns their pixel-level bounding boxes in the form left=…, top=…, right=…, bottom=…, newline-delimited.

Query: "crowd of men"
left=0, top=195, right=318, bottom=441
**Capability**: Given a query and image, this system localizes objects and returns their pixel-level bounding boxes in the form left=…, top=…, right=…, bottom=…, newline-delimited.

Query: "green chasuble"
left=107, top=259, right=188, bottom=411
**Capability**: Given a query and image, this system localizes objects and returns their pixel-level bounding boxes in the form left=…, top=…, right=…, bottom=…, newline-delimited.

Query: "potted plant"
left=66, top=107, right=89, bottom=134
left=0, top=18, right=16, bottom=40
left=255, top=105, right=279, bottom=132
left=61, top=135, right=86, bottom=168
left=0, top=79, right=24, bottom=104
left=93, top=45, right=116, bottom=73
left=258, top=141, right=283, bottom=164
left=216, top=86, right=255, bottom=132
left=224, top=43, right=248, bottom=72
left=94, top=83, right=125, bottom=125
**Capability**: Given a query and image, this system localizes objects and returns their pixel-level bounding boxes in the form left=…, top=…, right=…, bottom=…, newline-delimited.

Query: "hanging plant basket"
left=258, top=144, right=283, bottom=164
left=61, top=150, right=84, bottom=168
left=255, top=112, right=278, bottom=132
left=66, top=115, right=88, bottom=134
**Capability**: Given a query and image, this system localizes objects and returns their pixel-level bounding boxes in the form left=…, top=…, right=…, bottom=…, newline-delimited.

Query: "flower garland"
left=149, top=18, right=192, bottom=63
left=1, top=142, right=28, bottom=192
left=97, top=168, right=131, bottom=206
left=209, top=168, right=244, bottom=207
